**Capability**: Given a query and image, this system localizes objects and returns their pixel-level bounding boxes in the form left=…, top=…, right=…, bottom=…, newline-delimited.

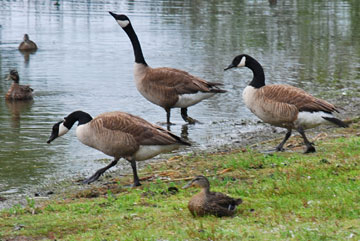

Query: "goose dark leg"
left=297, top=127, right=316, bottom=153
left=164, top=107, right=175, bottom=126
left=276, top=129, right=292, bottom=151
left=128, top=160, right=141, bottom=187
left=181, top=108, right=199, bottom=124
left=83, top=158, right=119, bottom=184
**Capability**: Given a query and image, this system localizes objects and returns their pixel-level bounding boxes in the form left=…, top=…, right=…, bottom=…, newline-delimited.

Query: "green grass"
left=1, top=122, right=360, bottom=240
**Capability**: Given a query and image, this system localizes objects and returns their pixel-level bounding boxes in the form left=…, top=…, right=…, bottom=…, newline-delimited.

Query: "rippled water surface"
left=0, top=0, right=359, bottom=198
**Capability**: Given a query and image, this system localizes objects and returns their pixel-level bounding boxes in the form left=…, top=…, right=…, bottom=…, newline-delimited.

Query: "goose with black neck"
left=225, top=54, right=348, bottom=153
left=109, top=12, right=226, bottom=125
left=47, top=110, right=190, bottom=186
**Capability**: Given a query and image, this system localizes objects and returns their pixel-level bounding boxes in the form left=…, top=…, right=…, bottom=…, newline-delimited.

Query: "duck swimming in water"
left=5, top=70, right=34, bottom=101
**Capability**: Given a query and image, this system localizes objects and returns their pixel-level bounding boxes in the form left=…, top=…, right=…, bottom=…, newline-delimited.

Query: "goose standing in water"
left=109, top=12, right=226, bottom=125
left=5, top=70, right=34, bottom=101
left=47, top=111, right=190, bottom=186
left=225, top=54, right=348, bottom=153
left=18, top=34, right=38, bottom=51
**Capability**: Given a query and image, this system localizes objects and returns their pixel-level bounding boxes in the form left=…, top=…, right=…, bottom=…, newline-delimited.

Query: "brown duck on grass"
left=18, top=34, right=38, bottom=51
left=5, top=69, right=34, bottom=101
left=183, top=175, right=242, bottom=217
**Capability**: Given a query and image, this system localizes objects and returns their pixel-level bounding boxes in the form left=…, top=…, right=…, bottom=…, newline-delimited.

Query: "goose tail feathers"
left=322, top=117, right=349, bottom=128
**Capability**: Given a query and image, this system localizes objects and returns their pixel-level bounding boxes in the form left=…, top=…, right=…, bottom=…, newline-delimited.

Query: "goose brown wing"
left=147, top=67, right=225, bottom=94
left=261, top=85, right=338, bottom=113
left=95, top=111, right=188, bottom=146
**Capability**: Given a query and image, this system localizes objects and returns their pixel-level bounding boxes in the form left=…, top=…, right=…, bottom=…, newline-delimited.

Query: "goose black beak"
left=224, top=64, right=236, bottom=71
left=108, top=11, right=117, bottom=19
left=47, top=133, right=57, bottom=144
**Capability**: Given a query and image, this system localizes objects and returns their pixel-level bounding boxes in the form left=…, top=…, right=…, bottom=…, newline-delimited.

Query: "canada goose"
left=183, top=175, right=242, bottom=217
left=225, top=54, right=348, bottom=153
left=5, top=70, right=34, bottom=101
left=109, top=12, right=226, bottom=125
left=47, top=110, right=191, bottom=186
left=18, top=34, right=38, bottom=51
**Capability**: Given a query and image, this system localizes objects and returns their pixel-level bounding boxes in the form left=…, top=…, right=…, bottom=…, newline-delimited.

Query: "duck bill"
left=182, top=181, right=193, bottom=189
left=224, top=64, right=236, bottom=71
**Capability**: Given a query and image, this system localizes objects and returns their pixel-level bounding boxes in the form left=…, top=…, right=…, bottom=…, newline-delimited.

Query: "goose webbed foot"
left=275, top=146, right=285, bottom=152
left=181, top=108, right=200, bottom=124
left=124, top=182, right=142, bottom=188
left=275, top=130, right=292, bottom=152
left=82, top=159, right=119, bottom=184
left=128, top=159, right=142, bottom=187
left=297, top=127, right=316, bottom=154
left=185, top=116, right=201, bottom=124
left=82, top=172, right=102, bottom=184
left=304, top=145, right=316, bottom=154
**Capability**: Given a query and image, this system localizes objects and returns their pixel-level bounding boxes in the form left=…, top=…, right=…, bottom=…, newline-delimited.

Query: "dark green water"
left=0, top=0, right=359, bottom=202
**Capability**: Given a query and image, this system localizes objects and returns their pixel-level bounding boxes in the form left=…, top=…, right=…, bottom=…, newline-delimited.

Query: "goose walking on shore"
left=225, top=54, right=348, bottom=153
left=109, top=12, right=226, bottom=125
left=47, top=110, right=190, bottom=186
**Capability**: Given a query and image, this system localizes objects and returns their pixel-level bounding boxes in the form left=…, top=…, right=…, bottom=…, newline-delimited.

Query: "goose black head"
left=47, top=120, right=69, bottom=143
left=224, top=54, right=247, bottom=71
left=109, top=12, right=131, bottom=28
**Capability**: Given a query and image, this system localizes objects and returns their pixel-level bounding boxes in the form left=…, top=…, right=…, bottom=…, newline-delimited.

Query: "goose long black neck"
left=247, top=57, right=265, bottom=88
left=63, top=111, right=93, bottom=129
left=123, top=24, right=147, bottom=66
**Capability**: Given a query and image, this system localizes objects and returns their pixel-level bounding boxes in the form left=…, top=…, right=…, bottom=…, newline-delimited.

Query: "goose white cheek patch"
left=238, top=56, right=246, bottom=67
left=117, top=20, right=129, bottom=28
left=58, top=123, right=69, bottom=137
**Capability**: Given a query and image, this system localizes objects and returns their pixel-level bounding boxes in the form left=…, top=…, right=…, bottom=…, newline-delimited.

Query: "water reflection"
left=19, top=50, right=37, bottom=65
left=0, top=0, right=359, bottom=199
left=5, top=100, right=34, bottom=128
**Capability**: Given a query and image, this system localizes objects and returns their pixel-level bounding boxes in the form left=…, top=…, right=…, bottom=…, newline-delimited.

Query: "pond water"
left=0, top=0, right=359, bottom=200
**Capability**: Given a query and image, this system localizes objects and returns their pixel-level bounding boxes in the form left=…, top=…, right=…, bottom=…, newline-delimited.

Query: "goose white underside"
left=174, top=92, right=215, bottom=108
left=133, top=144, right=181, bottom=161
left=296, top=111, right=334, bottom=129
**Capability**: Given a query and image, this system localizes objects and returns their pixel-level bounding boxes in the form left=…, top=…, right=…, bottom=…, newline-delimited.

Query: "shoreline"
left=0, top=114, right=356, bottom=211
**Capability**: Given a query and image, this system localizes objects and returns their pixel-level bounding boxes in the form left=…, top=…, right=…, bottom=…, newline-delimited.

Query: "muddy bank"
left=1, top=106, right=357, bottom=211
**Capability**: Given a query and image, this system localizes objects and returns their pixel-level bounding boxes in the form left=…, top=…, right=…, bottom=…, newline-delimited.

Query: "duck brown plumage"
left=18, top=34, right=38, bottom=51
left=5, top=70, right=34, bottom=101
left=183, top=176, right=242, bottom=217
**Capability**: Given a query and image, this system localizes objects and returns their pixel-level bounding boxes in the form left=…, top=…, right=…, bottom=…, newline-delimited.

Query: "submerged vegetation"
left=0, top=120, right=359, bottom=240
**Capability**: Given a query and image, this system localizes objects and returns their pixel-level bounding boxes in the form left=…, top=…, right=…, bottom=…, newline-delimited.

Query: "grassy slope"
left=0, top=121, right=359, bottom=241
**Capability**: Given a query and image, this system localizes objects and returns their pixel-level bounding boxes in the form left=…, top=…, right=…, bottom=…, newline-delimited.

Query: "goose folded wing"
left=99, top=112, right=182, bottom=146
left=148, top=67, right=223, bottom=94
left=261, top=85, right=338, bottom=113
